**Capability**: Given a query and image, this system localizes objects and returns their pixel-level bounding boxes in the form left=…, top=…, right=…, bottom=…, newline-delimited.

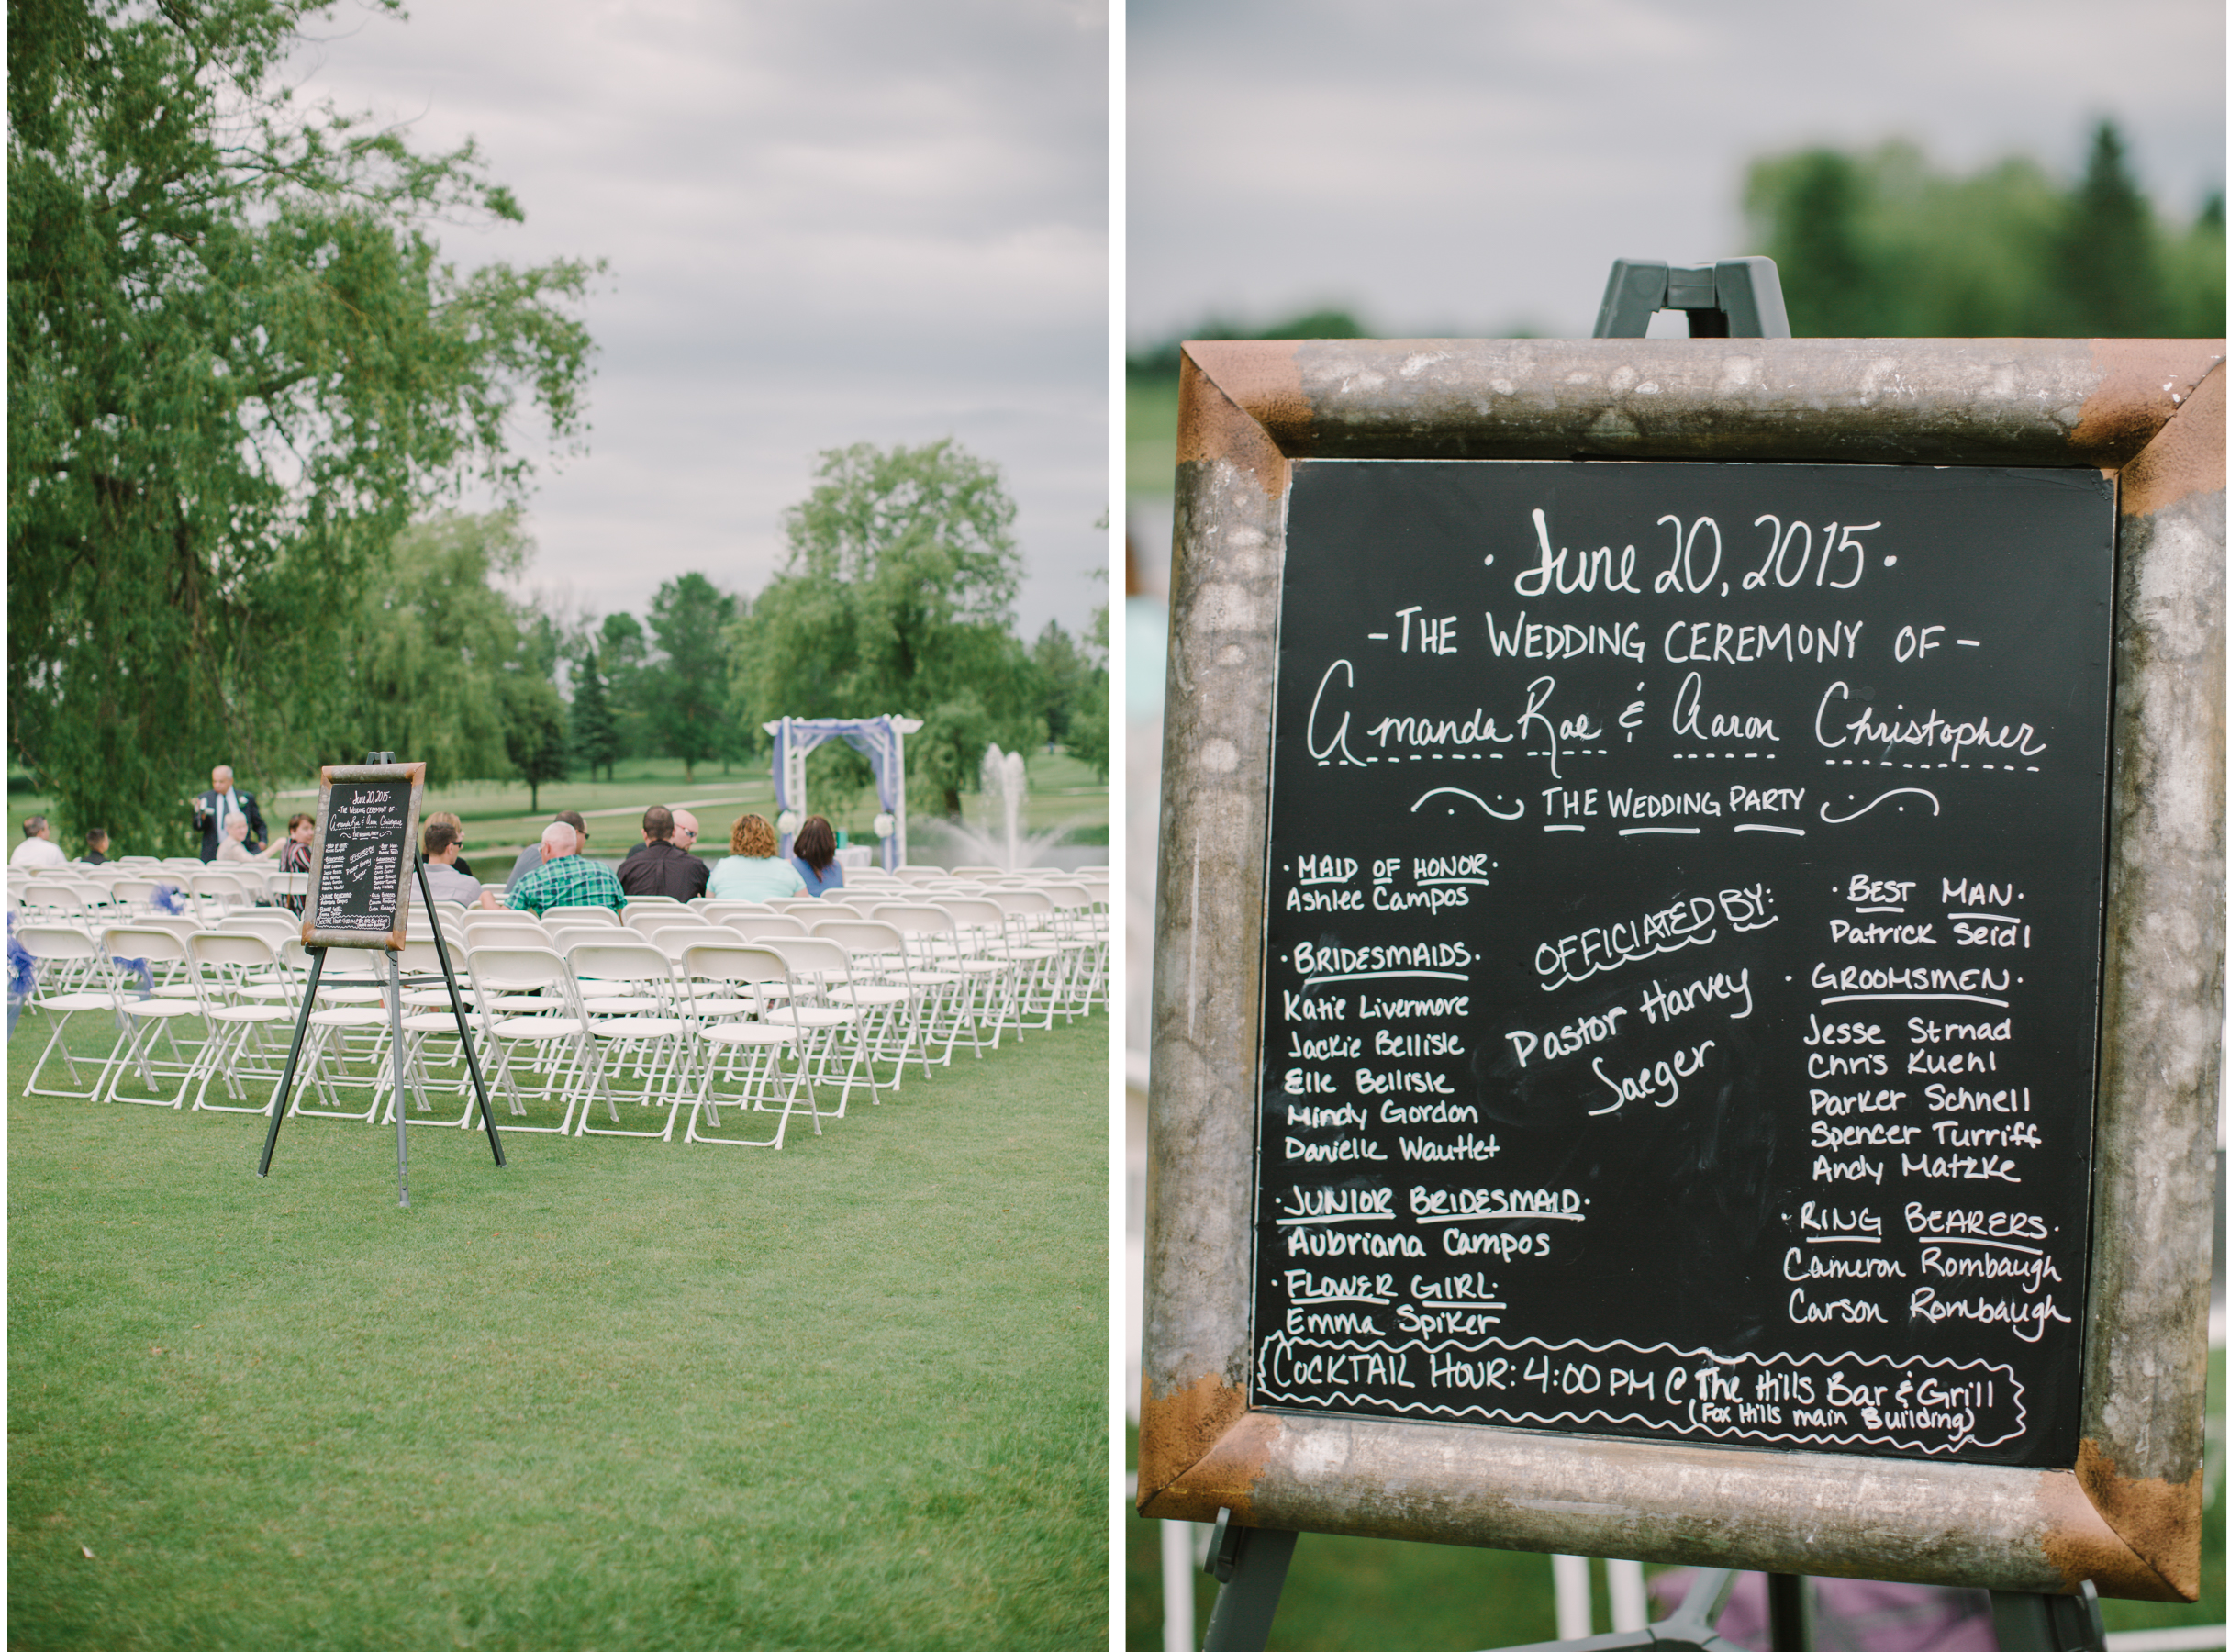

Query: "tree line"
left=1126, top=118, right=2222, bottom=365
left=378, top=439, right=1109, bottom=821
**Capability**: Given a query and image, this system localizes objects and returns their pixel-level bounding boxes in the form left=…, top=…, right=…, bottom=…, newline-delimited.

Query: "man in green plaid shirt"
left=507, top=820, right=628, bottom=916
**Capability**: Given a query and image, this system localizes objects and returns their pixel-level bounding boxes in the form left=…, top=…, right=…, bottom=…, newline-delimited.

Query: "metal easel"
left=256, top=753, right=504, bottom=1204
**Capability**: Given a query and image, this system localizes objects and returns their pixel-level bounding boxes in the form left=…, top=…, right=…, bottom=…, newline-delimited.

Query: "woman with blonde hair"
left=706, top=813, right=807, bottom=902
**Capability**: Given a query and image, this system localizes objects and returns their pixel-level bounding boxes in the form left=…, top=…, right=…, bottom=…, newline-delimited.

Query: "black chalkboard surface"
left=1252, top=460, right=2115, bottom=1468
left=304, top=763, right=426, bottom=950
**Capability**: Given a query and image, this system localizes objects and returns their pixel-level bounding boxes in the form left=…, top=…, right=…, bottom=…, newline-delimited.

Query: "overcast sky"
left=293, top=0, right=1108, bottom=642
left=1128, top=0, right=2224, bottom=345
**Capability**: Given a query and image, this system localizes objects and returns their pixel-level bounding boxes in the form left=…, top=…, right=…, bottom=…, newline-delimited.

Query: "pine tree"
left=570, top=648, right=620, bottom=781
left=2056, top=120, right=2164, bottom=335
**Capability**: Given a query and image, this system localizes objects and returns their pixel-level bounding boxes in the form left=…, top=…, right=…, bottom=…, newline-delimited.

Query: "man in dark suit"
left=191, top=765, right=267, bottom=861
left=618, top=804, right=710, bottom=900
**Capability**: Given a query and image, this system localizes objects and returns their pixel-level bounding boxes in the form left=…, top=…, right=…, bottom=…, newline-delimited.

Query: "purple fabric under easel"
left=1651, top=1570, right=1997, bottom=1652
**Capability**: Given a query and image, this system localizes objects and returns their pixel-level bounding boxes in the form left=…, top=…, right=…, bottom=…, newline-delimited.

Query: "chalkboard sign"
left=1140, top=338, right=2223, bottom=1598
left=302, top=762, right=427, bottom=950
left=1253, top=460, right=2113, bottom=1468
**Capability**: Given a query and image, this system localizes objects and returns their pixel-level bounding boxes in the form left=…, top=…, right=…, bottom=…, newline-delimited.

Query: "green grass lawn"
left=10, top=1001, right=1109, bottom=1648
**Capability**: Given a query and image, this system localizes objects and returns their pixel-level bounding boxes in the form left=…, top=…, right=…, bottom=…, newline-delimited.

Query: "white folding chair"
left=462, top=946, right=597, bottom=1134
left=183, top=932, right=296, bottom=1112
left=695, top=900, right=773, bottom=923
left=982, top=887, right=1066, bottom=1030
left=381, top=938, right=485, bottom=1128
left=567, top=939, right=695, bottom=1140
left=286, top=947, right=396, bottom=1122
left=807, top=915, right=937, bottom=1085
left=719, top=912, right=808, bottom=942
left=862, top=902, right=984, bottom=1064
left=758, top=935, right=877, bottom=1115
left=1038, top=880, right=1107, bottom=1017
left=546, top=905, right=624, bottom=927
left=621, top=907, right=703, bottom=937
left=676, top=943, right=818, bottom=1149
left=15, top=923, right=124, bottom=1099
left=95, top=925, right=202, bottom=1107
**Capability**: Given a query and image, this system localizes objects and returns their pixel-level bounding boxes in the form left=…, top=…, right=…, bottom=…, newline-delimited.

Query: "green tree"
left=1030, top=620, right=1091, bottom=748
left=498, top=671, right=567, bottom=812
left=733, top=439, right=1037, bottom=816
left=909, top=691, right=999, bottom=822
left=2055, top=120, right=2164, bottom=336
left=7, top=0, right=597, bottom=851
left=569, top=647, right=620, bottom=781
left=597, top=610, right=652, bottom=766
left=1744, top=121, right=2214, bottom=340
left=331, top=510, right=533, bottom=778
left=646, top=572, right=738, bottom=783
left=1066, top=597, right=1110, bottom=781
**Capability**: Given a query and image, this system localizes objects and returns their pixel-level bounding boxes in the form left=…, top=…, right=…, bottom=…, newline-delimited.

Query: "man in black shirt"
left=618, top=804, right=709, bottom=901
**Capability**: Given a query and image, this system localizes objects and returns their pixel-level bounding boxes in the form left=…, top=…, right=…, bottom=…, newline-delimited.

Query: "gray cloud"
left=294, top=0, right=1109, bottom=640
left=1129, top=0, right=2223, bottom=343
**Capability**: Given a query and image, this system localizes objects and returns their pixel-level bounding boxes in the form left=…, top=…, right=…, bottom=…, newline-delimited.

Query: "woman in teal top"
left=706, top=813, right=807, bottom=901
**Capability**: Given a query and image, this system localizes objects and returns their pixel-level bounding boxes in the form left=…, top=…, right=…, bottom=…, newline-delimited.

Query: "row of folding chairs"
left=14, top=896, right=1103, bottom=1152
left=11, top=863, right=304, bottom=924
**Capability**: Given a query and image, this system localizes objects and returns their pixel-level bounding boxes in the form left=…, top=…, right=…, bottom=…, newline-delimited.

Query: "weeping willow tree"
left=8, top=0, right=598, bottom=852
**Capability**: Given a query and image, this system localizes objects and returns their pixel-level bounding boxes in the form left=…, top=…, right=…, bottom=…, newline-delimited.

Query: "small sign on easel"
left=257, top=756, right=505, bottom=1200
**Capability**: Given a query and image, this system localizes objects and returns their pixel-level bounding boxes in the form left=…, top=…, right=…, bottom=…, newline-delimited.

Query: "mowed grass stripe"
left=10, top=1006, right=1106, bottom=1650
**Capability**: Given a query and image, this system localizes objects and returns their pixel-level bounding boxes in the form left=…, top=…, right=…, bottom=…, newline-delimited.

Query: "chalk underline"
left=1919, top=1235, right=2043, bottom=1256
left=1411, top=1211, right=1585, bottom=1224
left=1303, top=970, right=1471, bottom=985
left=1275, top=1212, right=1397, bottom=1226
left=1819, top=992, right=2011, bottom=1008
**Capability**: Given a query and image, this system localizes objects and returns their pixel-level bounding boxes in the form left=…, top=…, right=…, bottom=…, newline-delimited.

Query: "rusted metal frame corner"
left=1141, top=340, right=2225, bottom=1600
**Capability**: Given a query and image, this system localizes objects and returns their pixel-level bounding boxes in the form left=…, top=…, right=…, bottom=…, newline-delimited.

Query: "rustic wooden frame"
left=301, top=762, right=427, bottom=952
left=1138, top=338, right=2224, bottom=1600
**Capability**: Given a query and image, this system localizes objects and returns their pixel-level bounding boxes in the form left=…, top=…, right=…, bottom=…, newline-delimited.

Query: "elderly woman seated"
left=215, top=815, right=280, bottom=863
left=706, top=813, right=807, bottom=902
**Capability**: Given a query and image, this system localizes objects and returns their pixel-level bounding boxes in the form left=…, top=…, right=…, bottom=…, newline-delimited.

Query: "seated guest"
left=506, top=809, right=590, bottom=892
left=787, top=814, right=845, bottom=897
left=619, top=804, right=711, bottom=901
left=707, top=813, right=807, bottom=902
left=215, top=815, right=280, bottom=862
left=424, top=811, right=474, bottom=878
left=422, top=820, right=500, bottom=908
left=78, top=828, right=112, bottom=865
left=10, top=816, right=67, bottom=869
left=274, top=813, right=316, bottom=875
left=272, top=814, right=316, bottom=913
left=507, top=820, right=626, bottom=917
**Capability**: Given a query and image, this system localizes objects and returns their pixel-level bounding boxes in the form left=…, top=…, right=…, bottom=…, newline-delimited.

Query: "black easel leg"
left=1767, top=1575, right=1813, bottom=1652
left=414, top=852, right=503, bottom=1166
left=256, top=945, right=328, bottom=1177
left=1201, top=1514, right=1297, bottom=1652
left=1990, top=1586, right=2106, bottom=1652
